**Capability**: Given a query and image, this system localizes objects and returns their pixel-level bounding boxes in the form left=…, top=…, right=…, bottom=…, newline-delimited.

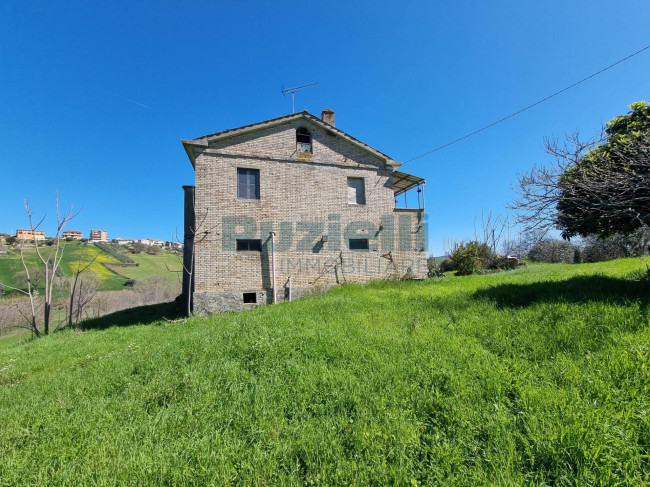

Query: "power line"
left=404, top=44, right=650, bottom=164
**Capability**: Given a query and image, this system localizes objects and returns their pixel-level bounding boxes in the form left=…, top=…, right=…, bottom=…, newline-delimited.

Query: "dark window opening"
left=236, top=239, right=262, bottom=251
left=237, top=168, right=260, bottom=199
left=243, top=292, right=257, bottom=303
left=349, top=239, right=370, bottom=251
left=347, top=177, right=365, bottom=205
left=296, top=127, right=312, bottom=153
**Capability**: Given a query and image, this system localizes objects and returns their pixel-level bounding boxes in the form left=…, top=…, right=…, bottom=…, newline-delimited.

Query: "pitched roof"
left=182, top=111, right=426, bottom=195
left=181, top=110, right=401, bottom=168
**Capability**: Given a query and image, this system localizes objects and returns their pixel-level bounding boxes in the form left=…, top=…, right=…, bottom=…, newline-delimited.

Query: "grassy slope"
left=0, top=242, right=127, bottom=291
left=1, top=260, right=649, bottom=485
left=117, top=251, right=182, bottom=283
left=0, top=242, right=181, bottom=293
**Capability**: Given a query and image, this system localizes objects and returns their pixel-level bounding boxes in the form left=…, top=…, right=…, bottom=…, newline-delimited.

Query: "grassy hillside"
left=1, top=260, right=649, bottom=485
left=0, top=241, right=180, bottom=294
left=0, top=241, right=127, bottom=291
left=115, top=251, right=182, bottom=283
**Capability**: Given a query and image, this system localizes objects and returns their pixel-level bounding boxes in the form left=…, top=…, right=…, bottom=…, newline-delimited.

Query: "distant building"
left=90, top=229, right=108, bottom=242
left=62, top=230, right=83, bottom=240
left=114, top=238, right=134, bottom=245
left=149, top=239, right=166, bottom=247
left=134, top=238, right=166, bottom=247
left=16, top=229, right=46, bottom=241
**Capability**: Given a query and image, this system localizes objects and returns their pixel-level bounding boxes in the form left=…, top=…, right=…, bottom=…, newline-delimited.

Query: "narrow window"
left=349, top=239, right=369, bottom=251
left=296, top=127, right=312, bottom=153
left=237, top=168, right=260, bottom=199
left=236, top=239, right=262, bottom=251
left=347, top=177, right=365, bottom=205
left=243, top=292, right=257, bottom=303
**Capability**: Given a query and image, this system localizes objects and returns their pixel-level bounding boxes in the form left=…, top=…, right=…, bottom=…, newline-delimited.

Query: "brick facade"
left=183, top=112, right=427, bottom=314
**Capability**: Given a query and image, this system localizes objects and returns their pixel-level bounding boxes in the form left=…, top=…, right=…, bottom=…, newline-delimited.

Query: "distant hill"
left=0, top=241, right=181, bottom=295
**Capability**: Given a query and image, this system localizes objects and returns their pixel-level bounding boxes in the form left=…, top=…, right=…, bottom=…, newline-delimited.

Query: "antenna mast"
left=281, top=82, right=318, bottom=113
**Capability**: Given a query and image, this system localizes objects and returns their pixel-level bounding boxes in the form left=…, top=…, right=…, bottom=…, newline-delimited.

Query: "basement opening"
left=243, top=292, right=257, bottom=304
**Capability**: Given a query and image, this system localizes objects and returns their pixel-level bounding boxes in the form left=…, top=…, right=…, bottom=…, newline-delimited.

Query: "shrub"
left=426, top=257, right=444, bottom=278
left=450, top=241, right=496, bottom=276
left=528, top=239, right=576, bottom=263
left=582, top=229, right=650, bottom=262
left=439, top=258, right=454, bottom=273
left=129, top=242, right=147, bottom=254
left=145, top=245, right=161, bottom=255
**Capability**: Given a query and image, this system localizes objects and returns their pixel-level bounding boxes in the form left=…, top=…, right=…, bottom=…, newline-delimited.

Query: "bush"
left=528, top=239, right=577, bottom=263
left=582, top=229, right=650, bottom=262
left=145, top=245, right=161, bottom=255
left=439, top=258, right=454, bottom=273
left=450, top=241, right=497, bottom=276
left=129, top=242, right=147, bottom=254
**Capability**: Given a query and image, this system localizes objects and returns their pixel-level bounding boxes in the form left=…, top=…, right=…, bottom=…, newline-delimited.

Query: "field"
left=0, top=241, right=181, bottom=294
left=0, top=259, right=649, bottom=485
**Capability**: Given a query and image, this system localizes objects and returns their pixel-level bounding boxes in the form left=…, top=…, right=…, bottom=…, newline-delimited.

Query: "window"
left=349, top=239, right=369, bottom=251
left=296, top=127, right=312, bottom=153
left=236, top=239, right=262, bottom=251
left=347, top=177, right=365, bottom=205
left=243, top=292, right=257, bottom=303
left=237, top=168, right=260, bottom=199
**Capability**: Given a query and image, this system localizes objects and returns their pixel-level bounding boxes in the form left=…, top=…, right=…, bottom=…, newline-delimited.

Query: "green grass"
left=1, top=259, right=649, bottom=485
left=0, top=242, right=181, bottom=294
left=0, top=241, right=128, bottom=291
left=117, top=251, right=182, bottom=283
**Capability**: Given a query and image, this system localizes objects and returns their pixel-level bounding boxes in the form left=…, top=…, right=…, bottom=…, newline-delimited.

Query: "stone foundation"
left=193, top=286, right=328, bottom=315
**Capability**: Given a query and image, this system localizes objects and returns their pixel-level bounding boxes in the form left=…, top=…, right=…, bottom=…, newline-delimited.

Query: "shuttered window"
left=237, top=168, right=260, bottom=199
left=347, top=177, right=365, bottom=205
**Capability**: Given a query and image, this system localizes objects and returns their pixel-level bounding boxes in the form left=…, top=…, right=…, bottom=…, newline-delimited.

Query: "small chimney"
left=321, top=108, right=335, bottom=127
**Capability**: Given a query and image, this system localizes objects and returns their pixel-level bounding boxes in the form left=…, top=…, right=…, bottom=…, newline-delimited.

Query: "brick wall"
left=190, top=118, right=427, bottom=313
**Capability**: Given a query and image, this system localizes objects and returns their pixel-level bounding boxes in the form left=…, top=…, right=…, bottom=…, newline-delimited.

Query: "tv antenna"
left=281, top=82, right=318, bottom=113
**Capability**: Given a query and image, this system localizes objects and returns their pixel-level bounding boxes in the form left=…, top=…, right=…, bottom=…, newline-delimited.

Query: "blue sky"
left=1, top=1, right=648, bottom=256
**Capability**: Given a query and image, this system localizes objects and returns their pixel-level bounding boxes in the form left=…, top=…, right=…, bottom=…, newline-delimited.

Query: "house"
left=181, top=109, right=427, bottom=314
left=114, top=238, right=134, bottom=245
left=90, top=229, right=108, bottom=242
left=62, top=230, right=83, bottom=240
left=16, top=229, right=46, bottom=241
left=134, top=238, right=166, bottom=247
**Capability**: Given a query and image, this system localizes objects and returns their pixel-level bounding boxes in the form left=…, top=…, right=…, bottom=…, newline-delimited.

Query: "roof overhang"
left=181, top=111, right=401, bottom=169
left=393, top=170, right=425, bottom=196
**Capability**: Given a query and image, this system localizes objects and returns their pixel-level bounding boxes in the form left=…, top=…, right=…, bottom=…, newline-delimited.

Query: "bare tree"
left=510, top=132, right=601, bottom=236
left=169, top=200, right=218, bottom=317
left=0, top=196, right=77, bottom=336
left=511, top=102, right=650, bottom=240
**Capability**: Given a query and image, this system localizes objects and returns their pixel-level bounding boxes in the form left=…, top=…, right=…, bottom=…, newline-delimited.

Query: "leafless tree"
left=510, top=132, right=600, bottom=234
left=511, top=131, right=650, bottom=239
left=169, top=204, right=218, bottom=317
left=0, top=196, right=77, bottom=336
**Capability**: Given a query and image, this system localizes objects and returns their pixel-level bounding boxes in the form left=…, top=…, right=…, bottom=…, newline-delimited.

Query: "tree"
left=0, top=196, right=77, bottom=336
left=512, top=101, right=650, bottom=239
